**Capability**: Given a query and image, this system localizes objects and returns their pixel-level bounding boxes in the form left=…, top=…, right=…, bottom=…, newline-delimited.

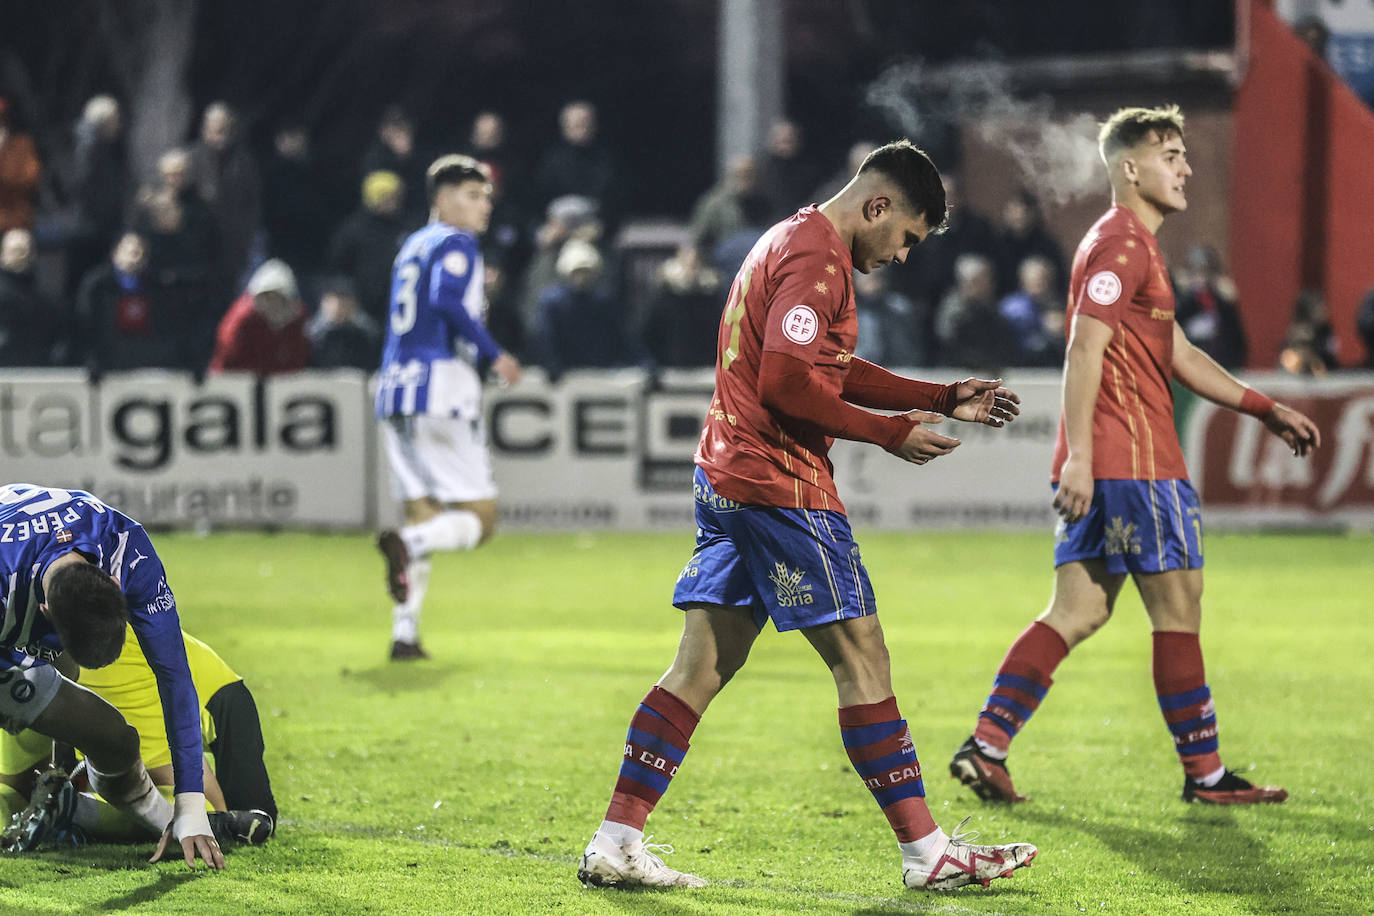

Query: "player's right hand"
left=892, top=410, right=961, bottom=465
left=1054, top=456, right=1094, bottom=523
left=492, top=353, right=523, bottom=386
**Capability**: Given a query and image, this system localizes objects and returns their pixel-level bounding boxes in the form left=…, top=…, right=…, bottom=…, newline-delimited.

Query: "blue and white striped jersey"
left=375, top=221, right=504, bottom=419
left=0, top=483, right=203, bottom=794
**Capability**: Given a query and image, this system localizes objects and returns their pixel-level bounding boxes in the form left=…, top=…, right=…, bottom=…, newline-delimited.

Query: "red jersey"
left=696, top=207, right=858, bottom=510
left=1051, top=205, right=1188, bottom=481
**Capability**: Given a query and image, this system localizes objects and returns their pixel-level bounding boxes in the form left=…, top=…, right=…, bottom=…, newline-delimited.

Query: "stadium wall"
left=3, top=369, right=1370, bottom=532
left=1232, top=0, right=1374, bottom=368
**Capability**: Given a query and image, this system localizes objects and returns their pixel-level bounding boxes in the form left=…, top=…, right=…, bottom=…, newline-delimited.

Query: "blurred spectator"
left=262, top=122, right=328, bottom=278
left=996, top=256, right=1064, bottom=367
left=854, top=268, right=926, bottom=368
left=67, top=95, right=129, bottom=289
left=1358, top=285, right=1374, bottom=368
left=516, top=194, right=601, bottom=341
left=362, top=106, right=427, bottom=226
left=132, top=149, right=223, bottom=367
left=708, top=191, right=772, bottom=281
left=813, top=140, right=878, bottom=204
left=902, top=174, right=998, bottom=324
left=992, top=188, right=1067, bottom=296
left=1278, top=289, right=1339, bottom=375
left=0, top=228, right=59, bottom=365
left=134, top=150, right=221, bottom=288
left=534, top=239, right=633, bottom=379
left=483, top=260, right=524, bottom=360
left=327, top=170, right=407, bottom=328
left=1174, top=244, right=1246, bottom=369
left=530, top=101, right=626, bottom=232
left=462, top=111, right=514, bottom=190
left=934, top=253, right=1015, bottom=369
left=1294, top=15, right=1330, bottom=58
left=687, top=154, right=769, bottom=257
left=74, top=231, right=181, bottom=376
left=640, top=245, right=721, bottom=369
left=306, top=278, right=379, bottom=371
left=208, top=258, right=309, bottom=375
left=0, top=98, right=41, bottom=233
left=759, top=118, right=819, bottom=221
left=188, top=102, right=261, bottom=284
left=461, top=111, right=523, bottom=269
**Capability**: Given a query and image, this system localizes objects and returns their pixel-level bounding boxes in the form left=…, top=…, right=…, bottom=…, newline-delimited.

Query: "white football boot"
left=578, top=830, right=706, bottom=888
left=902, top=817, right=1037, bottom=890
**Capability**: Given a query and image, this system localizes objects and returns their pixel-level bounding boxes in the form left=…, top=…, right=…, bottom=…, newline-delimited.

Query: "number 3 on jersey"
left=392, top=262, right=422, bottom=335
left=720, top=265, right=753, bottom=371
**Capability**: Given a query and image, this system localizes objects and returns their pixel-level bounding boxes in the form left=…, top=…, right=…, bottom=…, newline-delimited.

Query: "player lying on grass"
left=1, top=627, right=276, bottom=851
left=949, top=105, right=1321, bottom=806
left=0, top=483, right=225, bottom=868
left=578, top=141, right=1037, bottom=892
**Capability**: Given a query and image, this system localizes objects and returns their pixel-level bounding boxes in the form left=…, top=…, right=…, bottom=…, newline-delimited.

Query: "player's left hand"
left=1262, top=403, right=1321, bottom=457
left=949, top=378, right=1021, bottom=427
left=150, top=824, right=225, bottom=870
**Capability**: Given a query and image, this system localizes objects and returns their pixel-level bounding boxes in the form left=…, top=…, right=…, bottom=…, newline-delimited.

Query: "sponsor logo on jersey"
left=781, top=305, right=819, bottom=345
left=1087, top=270, right=1123, bottom=305
left=1150, top=307, right=1174, bottom=320
left=144, top=577, right=175, bottom=615
left=768, top=562, right=813, bottom=607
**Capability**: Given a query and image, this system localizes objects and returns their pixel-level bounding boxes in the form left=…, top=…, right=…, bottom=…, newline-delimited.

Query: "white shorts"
left=381, top=414, right=498, bottom=504
left=0, top=663, right=63, bottom=735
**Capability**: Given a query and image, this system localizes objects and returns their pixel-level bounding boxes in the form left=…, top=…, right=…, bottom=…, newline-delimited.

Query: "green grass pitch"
left=0, top=528, right=1370, bottom=914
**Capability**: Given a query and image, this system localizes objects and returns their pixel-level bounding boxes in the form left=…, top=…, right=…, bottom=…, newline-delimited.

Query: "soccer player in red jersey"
left=949, top=106, right=1321, bottom=806
left=578, top=141, right=1038, bottom=892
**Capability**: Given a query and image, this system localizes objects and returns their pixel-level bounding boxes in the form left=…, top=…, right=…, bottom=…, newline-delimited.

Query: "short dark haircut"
left=426, top=154, right=492, bottom=205
left=46, top=563, right=128, bottom=669
left=1098, top=104, right=1185, bottom=163
left=857, top=140, right=949, bottom=234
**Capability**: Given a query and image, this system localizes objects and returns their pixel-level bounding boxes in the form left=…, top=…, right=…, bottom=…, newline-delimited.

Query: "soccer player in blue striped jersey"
left=375, top=154, right=522, bottom=660
left=0, top=483, right=223, bottom=868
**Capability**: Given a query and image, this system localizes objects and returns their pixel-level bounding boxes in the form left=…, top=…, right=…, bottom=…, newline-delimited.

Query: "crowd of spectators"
left=0, top=90, right=1367, bottom=380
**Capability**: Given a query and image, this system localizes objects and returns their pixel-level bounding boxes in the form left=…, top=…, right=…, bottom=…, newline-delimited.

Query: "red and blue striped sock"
left=839, top=696, right=937, bottom=842
left=973, top=620, right=1068, bottom=754
left=1153, top=631, right=1223, bottom=780
left=604, top=686, right=699, bottom=830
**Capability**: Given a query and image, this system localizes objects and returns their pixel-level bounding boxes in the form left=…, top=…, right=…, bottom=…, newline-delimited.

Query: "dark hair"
left=857, top=141, right=949, bottom=235
left=425, top=154, right=491, bottom=205
left=45, top=563, right=128, bottom=669
left=1098, top=105, right=1185, bottom=162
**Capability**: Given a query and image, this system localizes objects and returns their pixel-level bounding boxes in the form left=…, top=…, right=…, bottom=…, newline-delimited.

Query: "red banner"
left=1190, top=384, right=1374, bottom=519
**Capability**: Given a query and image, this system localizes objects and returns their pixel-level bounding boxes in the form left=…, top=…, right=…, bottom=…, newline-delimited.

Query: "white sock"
left=401, top=510, right=482, bottom=556
left=87, top=760, right=172, bottom=833
left=973, top=737, right=1008, bottom=760
left=598, top=819, right=643, bottom=847
left=1195, top=764, right=1227, bottom=787
left=899, top=826, right=948, bottom=862
left=392, top=558, right=432, bottom=642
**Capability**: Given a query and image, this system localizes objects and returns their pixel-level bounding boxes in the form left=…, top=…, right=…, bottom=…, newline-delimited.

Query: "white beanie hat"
left=246, top=259, right=299, bottom=299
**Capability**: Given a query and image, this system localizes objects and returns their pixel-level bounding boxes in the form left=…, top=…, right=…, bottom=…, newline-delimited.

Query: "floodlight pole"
left=716, top=0, right=785, bottom=178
